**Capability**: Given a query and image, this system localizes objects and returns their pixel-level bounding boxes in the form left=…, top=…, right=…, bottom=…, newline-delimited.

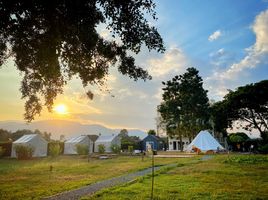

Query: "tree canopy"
left=158, top=67, right=210, bottom=148
left=211, top=80, right=268, bottom=138
left=0, top=0, right=164, bottom=121
left=0, top=128, right=52, bottom=142
left=147, top=129, right=156, bottom=135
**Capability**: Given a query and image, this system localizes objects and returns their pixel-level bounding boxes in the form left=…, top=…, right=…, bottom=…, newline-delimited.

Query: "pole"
left=151, top=151, right=154, bottom=200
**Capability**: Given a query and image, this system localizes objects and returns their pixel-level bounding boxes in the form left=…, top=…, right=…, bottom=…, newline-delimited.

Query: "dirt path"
left=42, top=163, right=176, bottom=200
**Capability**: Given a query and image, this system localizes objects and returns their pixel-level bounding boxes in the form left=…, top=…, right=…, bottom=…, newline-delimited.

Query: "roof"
left=96, top=134, right=117, bottom=142
left=143, top=134, right=161, bottom=141
left=186, top=130, right=224, bottom=151
left=13, top=134, right=37, bottom=143
left=65, top=135, right=88, bottom=143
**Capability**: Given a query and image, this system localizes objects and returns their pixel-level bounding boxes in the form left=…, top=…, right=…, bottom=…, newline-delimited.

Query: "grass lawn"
left=84, top=154, right=268, bottom=200
left=0, top=155, right=178, bottom=200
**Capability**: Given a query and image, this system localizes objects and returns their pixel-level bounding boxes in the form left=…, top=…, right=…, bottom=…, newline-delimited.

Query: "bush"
left=14, top=145, right=34, bottom=160
left=258, top=144, right=268, bottom=154
left=110, top=144, right=120, bottom=154
left=48, top=142, right=62, bottom=157
left=98, top=144, right=105, bottom=154
left=75, top=144, right=89, bottom=155
left=0, top=146, right=5, bottom=158
left=128, top=145, right=134, bottom=153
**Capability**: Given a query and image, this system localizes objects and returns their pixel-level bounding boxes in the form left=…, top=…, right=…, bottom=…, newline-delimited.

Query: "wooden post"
left=150, top=151, right=154, bottom=200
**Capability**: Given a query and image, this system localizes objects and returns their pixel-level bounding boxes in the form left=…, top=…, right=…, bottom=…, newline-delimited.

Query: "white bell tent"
left=186, top=130, right=224, bottom=152
left=64, top=135, right=93, bottom=154
left=11, top=134, right=48, bottom=157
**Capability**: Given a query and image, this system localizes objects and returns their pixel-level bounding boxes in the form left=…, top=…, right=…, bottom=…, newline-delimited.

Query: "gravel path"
left=42, top=163, right=177, bottom=200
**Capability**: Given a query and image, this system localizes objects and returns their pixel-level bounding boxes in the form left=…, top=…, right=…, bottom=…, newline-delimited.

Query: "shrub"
left=48, top=142, right=62, bottom=157
left=76, top=144, right=89, bottom=155
left=110, top=144, right=120, bottom=154
left=14, top=145, right=34, bottom=160
left=0, top=146, right=5, bottom=158
left=258, top=144, right=268, bottom=154
left=98, top=144, right=105, bottom=154
left=128, top=145, right=134, bottom=153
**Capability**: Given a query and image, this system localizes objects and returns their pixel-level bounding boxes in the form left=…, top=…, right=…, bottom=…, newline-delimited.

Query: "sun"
left=53, top=104, right=68, bottom=115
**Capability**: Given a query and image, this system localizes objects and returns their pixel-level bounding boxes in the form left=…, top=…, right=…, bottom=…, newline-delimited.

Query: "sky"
left=0, top=0, right=268, bottom=131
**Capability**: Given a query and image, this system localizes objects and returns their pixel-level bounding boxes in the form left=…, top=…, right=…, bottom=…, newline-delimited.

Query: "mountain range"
left=0, top=120, right=147, bottom=140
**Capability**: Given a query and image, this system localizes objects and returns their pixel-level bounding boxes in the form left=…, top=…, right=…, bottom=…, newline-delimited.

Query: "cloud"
left=208, top=30, right=222, bottom=41
left=216, top=9, right=268, bottom=80
left=147, top=47, right=188, bottom=77
left=205, top=9, right=268, bottom=99
left=209, top=48, right=225, bottom=58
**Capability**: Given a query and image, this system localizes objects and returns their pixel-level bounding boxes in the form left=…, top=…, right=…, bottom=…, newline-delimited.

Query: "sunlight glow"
left=53, top=104, right=68, bottom=115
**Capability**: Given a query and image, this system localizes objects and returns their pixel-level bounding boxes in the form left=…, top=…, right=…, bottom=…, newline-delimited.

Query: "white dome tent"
left=11, top=134, right=48, bottom=157
left=186, top=130, right=224, bottom=152
left=64, top=135, right=93, bottom=154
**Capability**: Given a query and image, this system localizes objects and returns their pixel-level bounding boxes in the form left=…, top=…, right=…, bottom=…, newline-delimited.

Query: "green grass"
left=83, top=154, right=268, bottom=200
left=0, top=155, right=178, bottom=200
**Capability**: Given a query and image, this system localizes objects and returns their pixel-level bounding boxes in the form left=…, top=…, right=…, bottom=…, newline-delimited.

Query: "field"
left=0, top=154, right=267, bottom=200
left=0, top=155, right=176, bottom=200
left=83, top=154, right=268, bottom=200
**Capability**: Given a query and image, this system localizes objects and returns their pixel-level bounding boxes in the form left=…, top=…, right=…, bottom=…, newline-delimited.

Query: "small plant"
left=98, top=144, right=105, bottom=154
left=49, top=142, right=62, bottom=157
left=0, top=146, right=5, bottom=158
left=128, top=145, right=134, bottom=153
left=14, top=145, right=34, bottom=160
left=110, top=144, right=121, bottom=154
left=76, top=144, right=89, bottom=155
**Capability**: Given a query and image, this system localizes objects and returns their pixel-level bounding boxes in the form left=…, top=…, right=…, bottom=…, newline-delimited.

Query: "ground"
left=0, top=154, right=267, bottom=200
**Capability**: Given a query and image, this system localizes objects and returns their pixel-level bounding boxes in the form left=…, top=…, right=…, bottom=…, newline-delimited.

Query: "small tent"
left=186, top=130, right=224, bottom=152
left=95, top=134, right=121, bottom=153
left=11, top=134, right=48, bottom=157
left=64, top=135, right=93, bottom=154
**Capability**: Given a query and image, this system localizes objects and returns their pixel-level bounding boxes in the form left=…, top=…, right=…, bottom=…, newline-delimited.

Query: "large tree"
left=212, top=80, right=268, bottom=139
left=0, top=0, right=164, bottom=121
left=158, top=67, right=210, bottom=150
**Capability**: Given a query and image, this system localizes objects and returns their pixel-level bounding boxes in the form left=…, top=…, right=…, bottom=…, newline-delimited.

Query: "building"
left=168, top=137, right=190, bottom=151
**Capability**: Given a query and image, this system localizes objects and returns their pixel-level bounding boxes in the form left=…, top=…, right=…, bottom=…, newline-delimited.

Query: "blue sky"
left=0, top=0, right=268, bottom=131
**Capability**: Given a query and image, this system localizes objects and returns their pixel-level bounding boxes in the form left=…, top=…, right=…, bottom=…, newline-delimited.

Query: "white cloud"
left=208, top=30, right=222, bottom=41
left=209, top=48, right=225, bottom=57
left=147, top=47, right=188, bottom=77
left=206, top=9, right=268, bottom=99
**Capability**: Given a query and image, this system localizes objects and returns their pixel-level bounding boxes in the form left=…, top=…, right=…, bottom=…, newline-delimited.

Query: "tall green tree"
left=0, top=0, right=164, bottom=121
left=158, top=67, right=210, bottom=150
left=212, top=80, right=268, bottom=140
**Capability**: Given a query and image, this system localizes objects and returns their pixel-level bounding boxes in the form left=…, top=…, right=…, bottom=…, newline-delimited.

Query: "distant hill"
left=0, top=120, right=147, bottom=140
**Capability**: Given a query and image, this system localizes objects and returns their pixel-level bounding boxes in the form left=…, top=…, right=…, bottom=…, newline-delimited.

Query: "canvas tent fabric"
left=95, top=134, right=121, bottom=152
left=64, top=135, right=93, bottom=154
left=11, top=134, right=48, bottom=157
left=186, top=130, right=224, bottom=152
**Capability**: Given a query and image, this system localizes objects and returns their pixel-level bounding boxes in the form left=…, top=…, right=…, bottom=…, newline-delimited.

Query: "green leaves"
left=159, top=67, right=210, bottom=139
left=0, top=0, right=164, bottom=121
left=212, top=80, right=268, bottom=136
